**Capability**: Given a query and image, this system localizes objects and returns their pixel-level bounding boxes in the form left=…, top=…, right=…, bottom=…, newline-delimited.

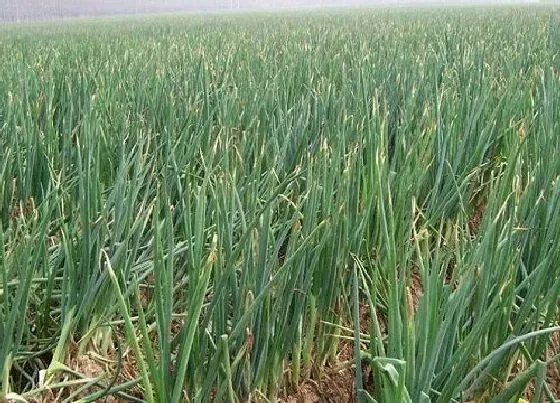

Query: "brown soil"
left=280, top=371, right=354, bottom=403
left=10, top=197, right=36, bottom=221
left=280, top=345, right=355, bottom=403
left=27, top=355, right=120, bottom=403
left=468, top=202, right=486, bottom=236
left=280, top=300, right=379, bottom=403
left=26, top=333, right=142, bottom=403
left=444, top=199, right=486, bottom=288
left=409, top=268, right=423, bottom=316
left=444, top=257, right=456, bottom=286
left=545, top=332, right=560, bottom=399
left=517, top=332, right=560, bottom=402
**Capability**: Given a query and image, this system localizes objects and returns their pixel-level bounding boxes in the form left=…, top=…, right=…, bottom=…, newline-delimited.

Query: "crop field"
left=1, top=6, right=560, bottom=403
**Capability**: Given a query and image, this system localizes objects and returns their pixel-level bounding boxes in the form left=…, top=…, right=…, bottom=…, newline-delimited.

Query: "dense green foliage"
left=1, top=6, right=560, bottom=402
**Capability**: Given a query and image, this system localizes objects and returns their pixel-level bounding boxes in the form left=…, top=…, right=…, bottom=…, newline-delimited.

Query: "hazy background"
left=0, top=0, right=542, bottom=22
